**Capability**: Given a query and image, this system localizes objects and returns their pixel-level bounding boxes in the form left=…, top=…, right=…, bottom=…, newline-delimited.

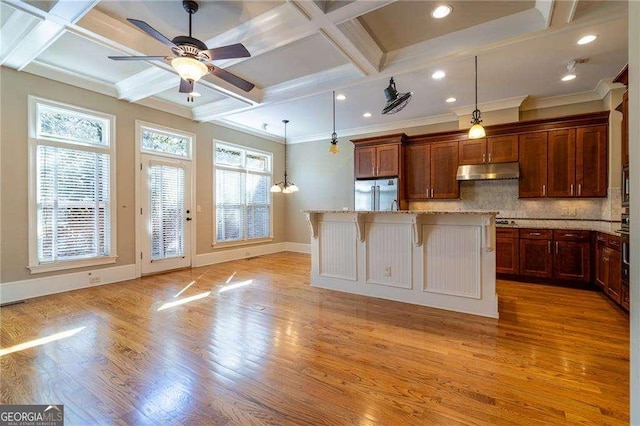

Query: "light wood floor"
left=1, top=252, right=629, bottom=425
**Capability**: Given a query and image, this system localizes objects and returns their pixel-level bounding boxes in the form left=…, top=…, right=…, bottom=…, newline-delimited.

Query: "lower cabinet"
left=552, top=230, right=591, bottom=282
left=519, top=229, right=553, bottom=278
left=595, top=233, right=622, bottom=304
left=496, top=228, right=519, bottom=274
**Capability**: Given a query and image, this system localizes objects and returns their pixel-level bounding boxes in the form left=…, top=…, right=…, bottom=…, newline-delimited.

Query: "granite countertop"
left=496, top=221, right=622, bottom=236
left=305, top=210, right=499, bottom=215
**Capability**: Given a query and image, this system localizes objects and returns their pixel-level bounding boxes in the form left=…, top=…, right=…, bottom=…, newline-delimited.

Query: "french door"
left=140, top=154, right=192, bottom=274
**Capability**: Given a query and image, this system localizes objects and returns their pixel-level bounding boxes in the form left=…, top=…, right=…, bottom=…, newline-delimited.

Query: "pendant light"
left=270, top=120, right=299, bottom=194
left=382, top=77, right=412, bottom=115
left=329, top=90, right=339, bottom=154
left=468, top=55, right=486, bottom=139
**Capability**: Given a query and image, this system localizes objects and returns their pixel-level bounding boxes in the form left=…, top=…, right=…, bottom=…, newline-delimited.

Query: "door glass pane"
left=149, top=163, right=185, bottom=260
left=142, top=128, right=190, bottom=158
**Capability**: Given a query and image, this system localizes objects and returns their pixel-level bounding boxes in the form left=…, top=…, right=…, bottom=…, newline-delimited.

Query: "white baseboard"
left=0, top=264, right=137, bottom=304
left=284, top=242, right=311, bottom=253
left=1, top=242, right=311, bottom=303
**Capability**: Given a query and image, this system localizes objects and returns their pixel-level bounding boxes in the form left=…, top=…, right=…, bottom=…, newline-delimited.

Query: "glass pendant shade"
left=329, top=91, right=339, bottom=154
left=270, top=184, right=282, bottom=193
left=171, top=57, right=208, bottom=82
left=468, top=122, right=486, bottom=139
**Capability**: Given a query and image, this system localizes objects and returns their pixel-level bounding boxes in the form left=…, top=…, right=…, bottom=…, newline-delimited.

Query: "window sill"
left=28, top=256, right=118, bottom=274
left=212, top=238, right=274, bottom=250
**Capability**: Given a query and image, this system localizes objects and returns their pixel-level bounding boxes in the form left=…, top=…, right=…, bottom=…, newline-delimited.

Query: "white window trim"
left=27, top=95, right=117, bottom=274
left=213, top=140, right=274, bottom=247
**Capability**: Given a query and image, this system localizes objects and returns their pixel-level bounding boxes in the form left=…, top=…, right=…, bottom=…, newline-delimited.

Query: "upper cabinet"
left=518, top=113, right=608, bottom=199
left=459, top=135, right=518, bottom=165
left=352, top=134, right=404, bottom=179
left=405, top=141, right=459, bottom=200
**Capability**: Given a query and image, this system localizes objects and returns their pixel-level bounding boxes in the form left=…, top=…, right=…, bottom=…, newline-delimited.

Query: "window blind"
left=148, top=163, right=185, bottom=259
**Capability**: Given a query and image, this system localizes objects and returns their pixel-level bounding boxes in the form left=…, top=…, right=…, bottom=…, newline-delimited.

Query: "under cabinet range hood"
left=456, top=162, right=520, bottom=181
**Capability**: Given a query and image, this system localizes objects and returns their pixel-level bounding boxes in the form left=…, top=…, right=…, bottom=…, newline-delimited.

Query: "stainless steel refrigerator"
left=354, top=178, right=399, bottom=211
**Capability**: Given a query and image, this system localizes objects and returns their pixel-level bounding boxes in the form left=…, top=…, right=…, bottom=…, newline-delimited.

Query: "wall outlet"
left=88, top=273, right=101, bottom=284
left=384, top=266, right=391, bottom=277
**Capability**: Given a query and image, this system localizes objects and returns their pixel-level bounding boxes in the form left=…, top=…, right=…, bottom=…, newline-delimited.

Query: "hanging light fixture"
left=270, top=120, right=299, bottom=194
left=468, top=55, right=486, bottom=139
left=382, top=77, right=412, bottom=115
left=329, top=90, right=339, bottom=154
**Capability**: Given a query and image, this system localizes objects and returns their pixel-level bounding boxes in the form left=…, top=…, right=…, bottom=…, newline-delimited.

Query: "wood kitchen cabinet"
left=519, top=132, right=548, bottom=198
left=496, top=228, right=519, bottom=274
left=552, top=230, right=591, bottom=282
left=595, top=233, right=622, bottom=304
left=459, top=135, right=518, bottom=165
left=548, top=129, right=576, bottom=197
left=519, top=229, right=553, bottom=278
left=354, top=144, right=399, bottom=178
left=405, top=141, right=459, bottom=200
left=576, top=125, right=608, bottom=197
left=352, top=134, right=405, bottom=179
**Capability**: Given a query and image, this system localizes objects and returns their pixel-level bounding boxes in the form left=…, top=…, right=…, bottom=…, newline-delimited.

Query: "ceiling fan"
left=109, top=0, right=255, bottom=101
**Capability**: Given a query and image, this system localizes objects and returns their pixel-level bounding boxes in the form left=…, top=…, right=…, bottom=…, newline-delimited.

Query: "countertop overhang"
left=304, top=210, right=499, bottom=215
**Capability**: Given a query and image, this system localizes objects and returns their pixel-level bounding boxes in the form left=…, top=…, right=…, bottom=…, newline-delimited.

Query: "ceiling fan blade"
left=108, top=56, right=169, bottom=61
left=206, top=43, right=251, bottom=60
left=127, top=18, right=176, bottom=48
left=179, top=79, right=195, bottom=94
left=208, top=65, right=255, bottom=92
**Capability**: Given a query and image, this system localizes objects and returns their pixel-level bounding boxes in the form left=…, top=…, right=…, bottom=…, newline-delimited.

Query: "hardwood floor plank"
left=0, top=252, right=629, bottom=424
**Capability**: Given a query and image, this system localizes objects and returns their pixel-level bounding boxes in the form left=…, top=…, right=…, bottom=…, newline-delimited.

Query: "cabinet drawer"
left=595, top=232, right=608, bottom=244
left=553, top=230, right=591, bottom=241
left=496, top=228, right=519, bottom=238
left=607, top=235, right=621, bottom=250
left=519, top=229, right=552, bottom=239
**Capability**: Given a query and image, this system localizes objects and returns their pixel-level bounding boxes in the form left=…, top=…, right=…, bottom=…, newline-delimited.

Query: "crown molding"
left=213, top=119, right=283, bottom=144
left=289, top=113, right=458, bottom=144
left=520, top=78, right=622, bottom=111
left=451, top=95, right=529, bottom=117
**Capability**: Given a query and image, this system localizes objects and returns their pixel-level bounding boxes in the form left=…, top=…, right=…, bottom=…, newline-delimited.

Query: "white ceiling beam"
left=115, top=68, right=178, bottom=102
left=567, top=0, right=580, bottom=23
left=204, top=3, right=316, bottom=69
left=290, top=0, right=379, bottom=76
left=324, top=0, right=397, bottom=25
left=192, top=98, right=252, bottom=122
left=535, top=0, right=555, bottom=28
left=0, top=9, right=40, bottom=62
left=1, top=0, right=98, bottom=70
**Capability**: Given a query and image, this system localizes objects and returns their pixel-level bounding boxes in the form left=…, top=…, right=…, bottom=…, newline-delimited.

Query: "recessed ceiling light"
left=562, top=74, right=576, bottom=82
left=189, top=91, right=201, bottom=97
left=336, top=94, right=347, bottom=100
left=431, top=5, right=452, bottom=19
left=577, top=35, right=597, bottom=45
left=432, top=70, right=446, bottom=80
left=363, top=112, right=372, bottom=118
left=446, top=97, right=456, bottom=103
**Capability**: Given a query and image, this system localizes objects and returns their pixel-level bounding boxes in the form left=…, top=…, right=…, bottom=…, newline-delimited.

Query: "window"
left=214, top=142, right=272, bottom=244
left=28, top=97, right=116, bottom=273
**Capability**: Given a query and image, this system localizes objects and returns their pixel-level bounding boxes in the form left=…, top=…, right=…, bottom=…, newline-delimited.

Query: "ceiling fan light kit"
left=108, top=0, right=255, bottom=102
left=382, top=77, right=413, bottom=115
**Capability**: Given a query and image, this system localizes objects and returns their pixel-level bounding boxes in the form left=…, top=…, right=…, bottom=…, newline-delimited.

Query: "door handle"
left=431, top=188, right=434, bottom=198
left=547, top=241, right=551, bottom=253
left=570, top=184, right=574, bottom=196
left=186, top=217, right=192, bottom=221
left=542, top=185, right=546, bottom=196
left=555, top=241, right=559, bottom=254
left=578, top=184, right=582, bottom=196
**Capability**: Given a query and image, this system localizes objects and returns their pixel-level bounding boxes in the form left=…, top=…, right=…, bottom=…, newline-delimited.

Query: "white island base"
left=305, top=211, right=499, bottom=318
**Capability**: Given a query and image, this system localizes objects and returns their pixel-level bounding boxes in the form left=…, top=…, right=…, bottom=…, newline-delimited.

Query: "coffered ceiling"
left=0, top=0, right=628, bottom=142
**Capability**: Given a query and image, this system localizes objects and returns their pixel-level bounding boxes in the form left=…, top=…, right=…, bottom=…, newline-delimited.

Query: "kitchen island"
left=305, top=210, right=499, bottom=318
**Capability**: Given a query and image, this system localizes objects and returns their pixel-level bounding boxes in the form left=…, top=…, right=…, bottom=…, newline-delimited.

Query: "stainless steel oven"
left=621, top=212, right=630, bottom=232
left=622, top=232, right=630, bottom=285
left=622, top=165, right=630, bottom=207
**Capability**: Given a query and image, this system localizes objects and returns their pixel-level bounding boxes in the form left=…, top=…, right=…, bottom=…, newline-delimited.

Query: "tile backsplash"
left=410, top=180, right=621, bottom=221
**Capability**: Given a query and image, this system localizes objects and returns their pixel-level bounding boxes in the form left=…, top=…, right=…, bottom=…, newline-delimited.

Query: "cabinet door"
left=553, top=241, right=590, bottom=282
left=431, top=141, right=459, bottom=199
left=547, top=129, right=576, bottom=197
left=355, top=147, right=376, bottom=178
left=576, top=125, right=608, bottom=197
left=459, top=139, right=486, bottom=165
left=519, top=239, right=553, bottom=278
left=595, top=238, right=607, bottom=289
left=405, top=144, right=431, bottom=199
left=519, top=133, right=548, bottom=198
left=607, top=248, right=621, bottom=303
left=376, top=145, right=399, bottom=177
left=496, top=237, right=519, bottom=274
left=488, top=135, right=518, bottom=163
